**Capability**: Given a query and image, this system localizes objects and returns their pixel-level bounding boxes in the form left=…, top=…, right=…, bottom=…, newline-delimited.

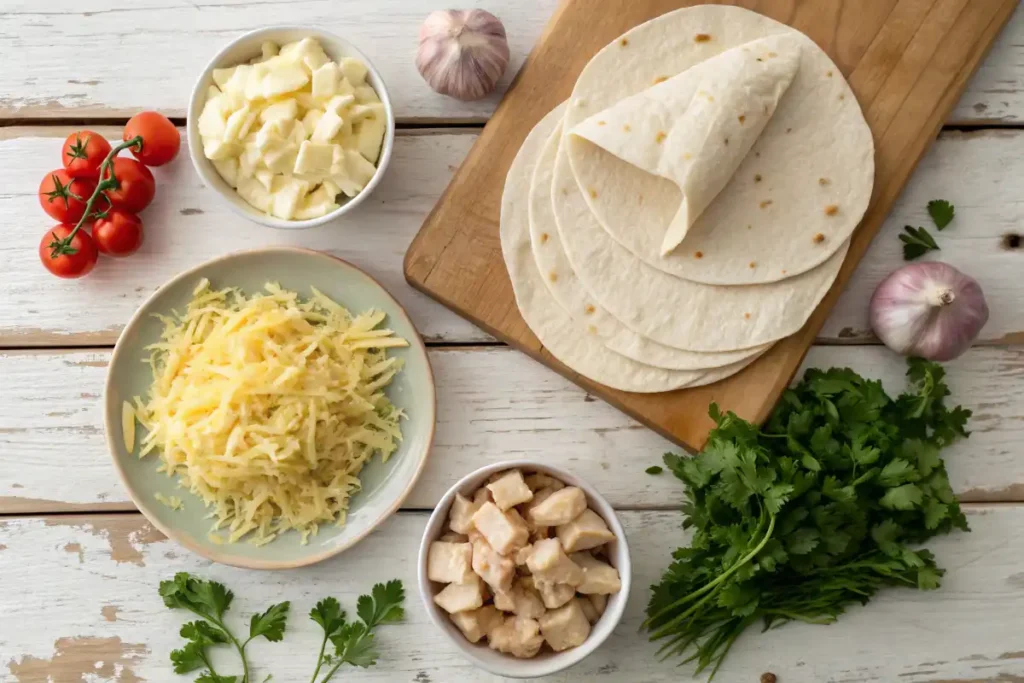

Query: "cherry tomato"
left=93, top=209, right=144, bottom=257
left=105, top=157, right=155, bottom=213
left=38, top=224, right=99, bottom=279
left=124, top=111, right=180, bottom=167
left=38, top=169, right=96, bottom=223
left=61, top=130, right=112, bottom=179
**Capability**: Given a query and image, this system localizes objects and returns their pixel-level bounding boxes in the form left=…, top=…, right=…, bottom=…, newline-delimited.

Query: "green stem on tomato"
left=50, top=135, right=142, bottom=256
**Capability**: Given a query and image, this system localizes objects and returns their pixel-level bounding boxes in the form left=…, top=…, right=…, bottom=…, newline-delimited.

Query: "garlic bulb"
left=869, top=262, right=989, bottom=361
left=417, top=9, right=510, bottom=101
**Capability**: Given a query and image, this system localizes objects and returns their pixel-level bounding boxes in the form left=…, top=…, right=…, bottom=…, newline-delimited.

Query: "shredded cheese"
left=135, top=280, right=408, bottom=545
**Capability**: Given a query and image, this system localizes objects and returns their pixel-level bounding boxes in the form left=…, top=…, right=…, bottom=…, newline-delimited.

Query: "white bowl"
left=187, top=26, right=396, bottom=229
left=418, top=460, right=632, bottom=678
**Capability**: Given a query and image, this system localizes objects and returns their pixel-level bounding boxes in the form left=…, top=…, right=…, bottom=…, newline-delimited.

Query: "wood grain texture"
left=2, top=127, right=1022, bottom=347
left=404, top=0, right=1019, bottom=451
left=0, top=0, right=1021, bottom=123
left=2, top=345, right=1022, bottom=515
left=2, top=507, right=1022, bottom=683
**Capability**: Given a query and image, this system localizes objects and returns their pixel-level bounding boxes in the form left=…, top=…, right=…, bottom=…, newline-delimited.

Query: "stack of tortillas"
left=500, top=5, right=874, bottom=393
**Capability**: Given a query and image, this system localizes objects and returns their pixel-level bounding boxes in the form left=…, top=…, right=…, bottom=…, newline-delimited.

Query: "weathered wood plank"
left=1, top=127, right=1021, bottom=347
left=0, top=0, right=1020, bottom=124
left=1, top=507, right=1021, bottom=683
left=2, top=345, right=1021, bottom=515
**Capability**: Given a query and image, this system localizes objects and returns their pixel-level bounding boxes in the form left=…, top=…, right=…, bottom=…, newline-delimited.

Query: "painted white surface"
left=1, top=508, right=1022, bottom=683
left=2, top=345, right=1021, bottom=513
left=0, top=0, right=1021, bottom=123
left=2, top=128, right=1023, bottom=346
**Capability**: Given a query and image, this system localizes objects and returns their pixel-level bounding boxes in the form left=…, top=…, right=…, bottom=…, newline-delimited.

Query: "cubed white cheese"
left=534, top=580, right=575, bottom=609
left=203, top=138, right=240, bottom=161
left=212, top=67, right=236, bottom=90
left=320, top=179, right=342, bottom=201
left=487, top=471, right=534, bottom=511
left=556, top=509, right=616, bottom=552
left=263, top=143, right=297, bottom=175
left=345, top=151, right=377, bottom=187
left=569, top=553, right=621, bottom=595
left=527, top=538, right=584, bottom=586
left=355, top=116, right=386, bottom=164
left=238, top=145, right=259, bottom=178
left=261, top=41, right=279, bottom=60
left=339, top=57, right=368, bottom=85
left=293, top=141, right=336, bottom=175
left=212, top=157, right=239, bottom=188
left=205, top=85, right=222, bottom=101
left=472, top=502, right=530, bottom=556
left=311, top=62, right=340, bottom=99
left=281, top=37, right=330, bottom=73
left=220, top=64, right=251, bottom=97
left=262, top=59, right=309, bottom=99
left=290, top=120, right=308, bottom=145
left=471, top=536, right=515, bottom=592
left=448, top=492, right=483, bottom=535
left=259, top=98, right=299, bottom=124
left=427, top=541, right=474, bottom=584
left=301, top=109, right=325, bottom=138
left=450, top=605, right=503, bottom=644
left=528, top=487, right=587, bottom=527
left=269, top=176, right=310, bottom=220
left=244, top=63, right=269, bottom=100
left=311, top=108, right=344, bottom=144
left=324, top=94, right=356, bottom=114
left=539, top=599, right=592, bottom=652
left=198, top=97, right=230, bottom=139
left=236, top=177, right=272, bottom=212
left=222, top=105, right=253, bottom=141
left=433, top=576, right=486, bottom=614
left=336, top=77, right=356, bottom=97
left=354, top=84, right=379, bottom=103
left=349, top=102, right=385, bottom=122
left=254, top=167, right=274, bottom=192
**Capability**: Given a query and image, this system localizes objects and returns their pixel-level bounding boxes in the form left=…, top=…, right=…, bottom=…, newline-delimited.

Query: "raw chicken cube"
left=450, top=605, right=503, bottom=644
left=588, top=593, right=608, bottom=617
left=528, top=487, right=587, bottom=527
left=514, top=545, right=533, bottom=566
left=433, top=576, right=486, bottom=614
left=439, top=532, right=468, bottom=543
left=472, top=502, right=529, bottom=556
left=488, top=616, right=544, bottom=659
left=522, top=487, right=556, bottom=530
left=508, top=578, right=546, bottom=619
left=570, top=553, right=622, bottom=595
left=525, top=472, right=565, bottom=492
left=448, top=492, right=483, bottom=535
left=487, top=470, right=534, bottom=511
left=471, top=535, right=515, bottom=592
left=534, top=580, right=575, bottom=609
left=493, top=588, right=515, bottom=612
left=526, top=538, right=583, bottom=586
left=539, top=599, right=592, bottom=652
left=579, top=595, right=600, bottom=623
left=427, top=541, right=474, bottom=584
left=556, top=509, right=616, bottom=552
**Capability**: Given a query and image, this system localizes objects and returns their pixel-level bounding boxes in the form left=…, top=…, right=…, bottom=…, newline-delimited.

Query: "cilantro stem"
left=309, top=633, right=329, bottom=683
left=177, top=604, right=249, bottom=683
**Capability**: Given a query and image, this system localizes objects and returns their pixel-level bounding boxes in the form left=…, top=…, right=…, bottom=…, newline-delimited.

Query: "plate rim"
left=102, top=246, right=436, bottom=569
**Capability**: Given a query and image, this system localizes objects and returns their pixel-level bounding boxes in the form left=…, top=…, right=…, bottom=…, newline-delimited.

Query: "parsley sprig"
left=644, top=358, right=970, bottom=679
left=900, top=199, right=956, bottom=260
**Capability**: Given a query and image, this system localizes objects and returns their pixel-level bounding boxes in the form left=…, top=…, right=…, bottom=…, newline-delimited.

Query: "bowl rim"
left=186, top=25, right=396, bottom=230
left=416, top=459, right=632, bottom=678
left=103, top=246, right=436, bottom=569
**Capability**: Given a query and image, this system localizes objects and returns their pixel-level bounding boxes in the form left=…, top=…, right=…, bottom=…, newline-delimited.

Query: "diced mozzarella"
left=336, top=77, right=356, bottom=97
left=290, top=121, right=308, bottom=146
left=355, top=117, right=386, bottom=164
left=212, top=157, right=239, bottom=188
left=236, top=177, right=272, bottom=212
left=281, top=37, right=330, bottom=73
left=269, top=176, right=310, bottom=220
left=198, top=96, right=230, bottom=139
left=311, top=109, right=344, bottom=144
left=354, top=84, right=379, bottom=103
left=261, top=41, right=279, bottom=60
left=223, top=105, right=253, bottom=141
left=262, top=142, right=297, bottom=175
left=302, top=109, right=324, bottom=137
left=321, top=179, right=342, bottom=201
left=238, top=145, right=260, bottom=177
left=259, top=98, right=299, bottom=123
left=293, top=186, right=338, bottom=220
left=345, top=150, right=378, bottom=186
left=254, top=168, right=274, bottom=192
left=293, top=141, right=336, bottom=175
left=294, top=92, right=319, bottom=111
left=339, top=57, right=368, bottom=85
left=349, top=103, right=385, bottom=122
left=311, top=62, right=340, bottom=99
left=205, top=85, right=222, bottom=101
left=262, top=60, right=309, bottom=99
left=244, top=63, right=269, bottom=100
left=212, top=67, right=235, bottom=89
left=203, top=138, right=240, bottom=161
left=325, top=94, right=356, bottom=114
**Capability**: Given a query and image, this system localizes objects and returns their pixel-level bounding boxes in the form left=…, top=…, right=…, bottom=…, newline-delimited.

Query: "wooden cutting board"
left=404, top=0, right=1016, bottom=452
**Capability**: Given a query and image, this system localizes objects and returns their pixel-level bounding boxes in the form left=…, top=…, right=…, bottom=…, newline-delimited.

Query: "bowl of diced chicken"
left=417, top=461, right=630, bottom=678
left=187, top=26, right=394, bottom=228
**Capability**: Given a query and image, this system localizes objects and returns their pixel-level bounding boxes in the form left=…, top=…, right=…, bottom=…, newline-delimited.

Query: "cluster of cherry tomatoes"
left=38, top=111, right=181, bottom=278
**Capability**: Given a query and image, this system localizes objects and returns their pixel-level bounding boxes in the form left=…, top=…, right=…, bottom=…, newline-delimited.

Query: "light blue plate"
left=103, top=248, right=435, bottom=569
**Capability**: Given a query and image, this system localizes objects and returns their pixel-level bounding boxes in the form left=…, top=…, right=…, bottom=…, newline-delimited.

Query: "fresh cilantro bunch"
left=160, top=574, right=405, bottom=683
left=308, top=580, right=406, bottom=683
left=161, top=573, right=289, bottom=683
left=644, top=358, right=971, bottom=679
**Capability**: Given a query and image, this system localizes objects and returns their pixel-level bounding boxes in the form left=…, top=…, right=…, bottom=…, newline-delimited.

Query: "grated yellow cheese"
left=135, top=280, right=408, bottom=545
left=155, top=493, right=184, bottom=511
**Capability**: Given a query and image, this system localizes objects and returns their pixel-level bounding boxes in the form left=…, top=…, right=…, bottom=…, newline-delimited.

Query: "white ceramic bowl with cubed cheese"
left=187, top=26, right=395, bottom=229
left=417, top=460, right=631, bottom=678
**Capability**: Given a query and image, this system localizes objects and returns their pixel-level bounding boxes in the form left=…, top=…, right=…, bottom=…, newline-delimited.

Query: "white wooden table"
left=2, top=3, right=1024, bottom=682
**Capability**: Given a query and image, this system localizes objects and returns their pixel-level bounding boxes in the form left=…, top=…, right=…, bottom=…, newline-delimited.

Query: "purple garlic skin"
left=417, top=10, right=510, bottom=101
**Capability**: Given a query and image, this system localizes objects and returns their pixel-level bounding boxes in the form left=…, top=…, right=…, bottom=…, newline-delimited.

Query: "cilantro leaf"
left=880, top=483, right=924, bottom=510
left=249, top=601, right=289, bottom=642
left=927, top=199, right=955, bottom=230
left=357, top=580, right=405, bottom=628
left=160, top=573, right=234, bottom=620
left=332, top=623, right=379, bottom=668
left=170, top=642, right=206, bottom=674
left=196, top=674, right=238, bottom=683
left=646, top=465, right=664, bottom=475
left=900, top=225, right=940, bottom=260
left=181, top=621, right=228, bottom=647
left=310, top=597, right=347, bottom=637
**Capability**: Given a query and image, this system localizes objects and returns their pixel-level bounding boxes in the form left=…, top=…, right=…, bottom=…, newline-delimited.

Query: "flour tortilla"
left=501, top=105, right=754, bottom=391
left=565, top=5, right=873, bottom=285
left=552, top=142, right=848, bottom=352
left=528, top=123, right=768, bottom=370
left=571, top=34, right=802, bottom=255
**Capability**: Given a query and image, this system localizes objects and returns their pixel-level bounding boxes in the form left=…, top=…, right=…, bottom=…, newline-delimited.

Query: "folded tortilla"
left=571, top=34, right=801, bottom=255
